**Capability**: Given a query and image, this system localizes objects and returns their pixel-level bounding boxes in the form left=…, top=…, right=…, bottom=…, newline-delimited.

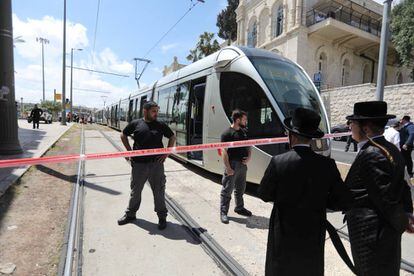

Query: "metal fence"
left=306, top=4, right=382, bottom=37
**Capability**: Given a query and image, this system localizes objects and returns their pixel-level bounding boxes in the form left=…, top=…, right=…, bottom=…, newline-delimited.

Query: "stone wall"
left=321, top=82, right=414, bottom=126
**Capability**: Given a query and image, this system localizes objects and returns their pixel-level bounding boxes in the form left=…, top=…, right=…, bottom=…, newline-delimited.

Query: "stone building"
left=162, top=56, right=186, bottom=77
left=236, top=0, right=412, bottom=89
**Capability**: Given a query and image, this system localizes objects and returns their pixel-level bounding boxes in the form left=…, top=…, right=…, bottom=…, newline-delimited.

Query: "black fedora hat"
left=346, top=101, right=395, bottom=121
left=283, top=108, right=325, bottom=139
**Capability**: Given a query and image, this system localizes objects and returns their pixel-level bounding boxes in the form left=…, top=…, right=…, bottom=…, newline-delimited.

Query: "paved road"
left=331, top=140, right=414, bottom=165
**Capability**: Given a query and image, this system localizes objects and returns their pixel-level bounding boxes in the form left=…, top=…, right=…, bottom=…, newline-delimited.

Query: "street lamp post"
left=61, top=0, right=67, bottom=126
left=70, top=48, right=82, bottom=120
left=36, top=37, right=49, bottom=102
left=376, top=0, right=393, bottom=101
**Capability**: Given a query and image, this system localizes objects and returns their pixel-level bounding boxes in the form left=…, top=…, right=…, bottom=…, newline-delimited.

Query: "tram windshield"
left=250, top=57, right=328, bottom=133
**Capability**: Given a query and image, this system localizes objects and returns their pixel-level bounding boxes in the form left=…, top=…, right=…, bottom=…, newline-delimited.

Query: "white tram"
left=105, top=46, right=330, bottom=184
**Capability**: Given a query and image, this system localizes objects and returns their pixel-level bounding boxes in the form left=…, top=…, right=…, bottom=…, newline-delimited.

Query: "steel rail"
left=97, top=127, right=249, bottom=276
left=58, top=125, right=85, bottom=276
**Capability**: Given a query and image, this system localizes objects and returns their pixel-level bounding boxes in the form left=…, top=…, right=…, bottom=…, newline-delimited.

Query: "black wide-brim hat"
left=346, top=101, right=395, bottom=120
left=283, top=108, right=325, bottom=139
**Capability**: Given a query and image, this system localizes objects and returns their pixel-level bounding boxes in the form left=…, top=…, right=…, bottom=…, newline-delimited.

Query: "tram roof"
left=153, top=46, right=291, bottom=89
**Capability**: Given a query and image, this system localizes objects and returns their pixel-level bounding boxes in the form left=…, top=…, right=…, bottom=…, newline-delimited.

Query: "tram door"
left=187, top=82, right=205, bottom=161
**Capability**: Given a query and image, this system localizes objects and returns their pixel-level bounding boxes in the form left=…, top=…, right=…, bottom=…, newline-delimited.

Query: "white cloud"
left=161, top=43, right=179, bottom=53
left=13, top=14, right=136, bottom=108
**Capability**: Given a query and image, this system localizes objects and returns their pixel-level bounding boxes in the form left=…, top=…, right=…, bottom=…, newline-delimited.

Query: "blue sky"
left=12, top=0, right=227, bottom=108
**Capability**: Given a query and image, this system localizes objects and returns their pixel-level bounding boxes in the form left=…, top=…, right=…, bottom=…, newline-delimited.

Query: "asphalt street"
left=331, top=140, right=414, bottom=164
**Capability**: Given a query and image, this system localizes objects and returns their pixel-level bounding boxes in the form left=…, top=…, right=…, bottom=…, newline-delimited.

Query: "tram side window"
left=119, top=101, right=128, bottom=121
left=171, top=83, right=190, bottom=131
left=157, top=88, right=171, bottom=123
left=220, top=72, right=285, bottom=139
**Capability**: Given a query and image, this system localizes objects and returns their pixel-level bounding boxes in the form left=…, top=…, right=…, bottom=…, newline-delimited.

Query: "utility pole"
left=36, top=37, right=49, bottom=102
left=61, top=0, right=67, bottom=125
left=133, top=57, right=151, bottom=89
left=70, top=48, right=82, bottom=119
left=0, top=0, right=22, bottom=154
left=376, top=0, right=392, bottom=101
left=20, top=97, right=23, bottom=117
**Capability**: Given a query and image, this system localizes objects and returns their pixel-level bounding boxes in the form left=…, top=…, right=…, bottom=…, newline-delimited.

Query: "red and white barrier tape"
left=0, top=132, right=351, bottom=169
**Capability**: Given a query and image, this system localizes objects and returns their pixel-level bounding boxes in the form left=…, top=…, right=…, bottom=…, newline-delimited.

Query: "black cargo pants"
left=125, top=162, right=168, bottom=218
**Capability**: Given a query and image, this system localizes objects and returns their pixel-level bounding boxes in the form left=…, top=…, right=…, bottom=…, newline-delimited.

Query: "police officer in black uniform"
left=30, top=104, right=43, bottom=129
left=118, top=101, right=176, bottom=230
left=220, top=109, right=252, bottom=224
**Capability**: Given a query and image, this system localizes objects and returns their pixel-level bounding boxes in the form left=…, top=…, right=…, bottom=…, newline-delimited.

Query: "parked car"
left=27, top=110, right=53, bottom=124
left=331, top=123, right=350, bottom=141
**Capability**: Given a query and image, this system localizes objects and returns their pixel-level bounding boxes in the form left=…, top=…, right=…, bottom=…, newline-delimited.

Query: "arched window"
left=341, top=59, right=350, bottom=86
left=258, top=9, right=270, bottom=46
left=272, top=5, right=284, bottom=37
left=318, top=53, right=327, bottom=84
left=396, top=72, right=403, bottom=84
left=277, top=6, right=284, bottom=36
left=362, top=64, right=371, bottom=83
left=247, top=20, right=257, bottom=47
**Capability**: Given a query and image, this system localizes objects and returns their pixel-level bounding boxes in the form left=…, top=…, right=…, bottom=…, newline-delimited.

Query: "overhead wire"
left=92, top=0, right=102, bottom=67
left=142, top=0, right=202, bottom=59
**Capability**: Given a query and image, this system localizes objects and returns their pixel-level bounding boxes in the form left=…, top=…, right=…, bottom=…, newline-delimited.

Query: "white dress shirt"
left=384, top=127, right=400, bottom=150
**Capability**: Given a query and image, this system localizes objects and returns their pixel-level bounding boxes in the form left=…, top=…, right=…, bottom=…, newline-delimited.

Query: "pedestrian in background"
left=30, top=104, right=43, bottom=129
left=220, top=109, right=252, bottom=224
left=118, top=101, right=176, bottom=230
left=258, top=108, right=352, bottom=275
left=345, top=101, right=413, bottom=275
left=400, top=115, right=414, bottom=178
left=384, top=119, right=400, bottom=150
left=345, top=120, right=357, bottom=152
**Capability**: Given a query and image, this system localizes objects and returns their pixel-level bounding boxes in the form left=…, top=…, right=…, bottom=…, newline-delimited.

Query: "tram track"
left=96, top=126, right=249, bottom=276
left=58, top=125, right=86, bottom=276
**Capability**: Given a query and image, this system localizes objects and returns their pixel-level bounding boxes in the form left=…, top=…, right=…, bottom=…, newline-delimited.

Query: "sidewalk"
left=82, top=129, right=223, bottom=275
left=0, top=119, right=72, bottom=196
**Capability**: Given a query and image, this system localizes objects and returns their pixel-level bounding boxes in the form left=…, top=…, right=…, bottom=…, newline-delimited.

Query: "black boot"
left=117, top=214, right=136, bottom=225
left=158, top=217, right=167, bottom=230
left=235, top=207, right=252, bottom=217
left=220, top=213, right=229, bottom=224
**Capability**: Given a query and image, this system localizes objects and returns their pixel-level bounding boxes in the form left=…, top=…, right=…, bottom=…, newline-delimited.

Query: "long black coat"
left=345, top=136, right=413, bottom=275
left=258, top=146, right=352, bottom=276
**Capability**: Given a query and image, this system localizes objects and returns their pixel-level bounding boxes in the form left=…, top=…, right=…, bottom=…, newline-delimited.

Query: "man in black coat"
left=258, top=108, right=353, bottom=276
left=30, top=104, right=43, bottom=129
left=345, top=101, right=414, bottom=276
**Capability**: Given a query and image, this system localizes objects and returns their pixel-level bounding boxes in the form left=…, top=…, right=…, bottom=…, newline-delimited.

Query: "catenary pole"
left=0, top=0, right=22, bottom=154
left=376, top=0, right=392, bottom=101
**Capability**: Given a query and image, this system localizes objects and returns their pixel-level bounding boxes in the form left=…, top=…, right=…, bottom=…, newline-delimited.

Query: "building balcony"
left=306, top=0, right=384, bottom=50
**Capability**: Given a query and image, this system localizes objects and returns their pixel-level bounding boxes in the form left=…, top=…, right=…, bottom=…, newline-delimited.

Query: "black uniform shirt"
left=123, top=118, right=174, bottom=163
left=30, top=108, right=43, bottom=119
left=221, top=127, right=249, bottom=162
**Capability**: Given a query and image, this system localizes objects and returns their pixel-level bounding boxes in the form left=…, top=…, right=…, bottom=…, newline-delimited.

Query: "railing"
left=306, top=4, right=382, bottom=37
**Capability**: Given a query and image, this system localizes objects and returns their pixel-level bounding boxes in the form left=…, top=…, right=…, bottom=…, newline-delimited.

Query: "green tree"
left=216, top=0, right=239, bottom=45
left=41, top=100, right=61, bottom=120
left=187, top=32, right=220, bottom=62
left=391, top=0, right=414, bottom=78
